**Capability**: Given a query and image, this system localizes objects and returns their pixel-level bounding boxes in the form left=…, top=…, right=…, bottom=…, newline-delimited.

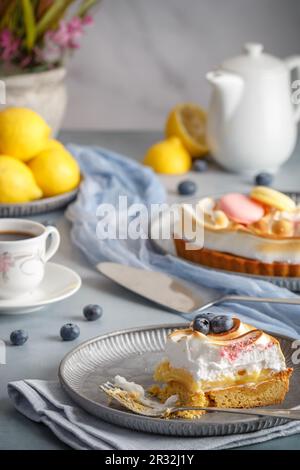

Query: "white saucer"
left=0, top=262, right=81, bottom=314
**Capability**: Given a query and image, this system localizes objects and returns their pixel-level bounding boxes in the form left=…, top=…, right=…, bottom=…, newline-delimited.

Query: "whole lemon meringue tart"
left=150, top=314, right=292, bottom=419
left=174, top=187, right=300, bottom=277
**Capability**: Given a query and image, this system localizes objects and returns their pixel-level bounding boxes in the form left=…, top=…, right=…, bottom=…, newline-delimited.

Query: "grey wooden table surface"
left=0, top=130, right=300, bottom=450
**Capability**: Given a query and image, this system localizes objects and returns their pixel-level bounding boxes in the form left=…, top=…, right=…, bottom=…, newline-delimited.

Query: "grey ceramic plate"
left=150, top=201, right=300, bottom=292
left=59, top=323, right=299, bottom=437
left=0, top=187, right=78, bottom=217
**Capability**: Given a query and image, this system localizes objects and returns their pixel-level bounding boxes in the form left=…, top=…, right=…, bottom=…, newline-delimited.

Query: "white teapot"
left=206, top=43, right=300, bottom=174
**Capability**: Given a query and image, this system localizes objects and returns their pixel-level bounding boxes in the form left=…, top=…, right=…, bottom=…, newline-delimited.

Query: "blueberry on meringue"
left=192, top=314, right=210, bottom=335
left=210, top=315, right=234, bottom=334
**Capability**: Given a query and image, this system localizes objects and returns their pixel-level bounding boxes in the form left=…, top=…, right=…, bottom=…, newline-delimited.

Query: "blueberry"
left=193, top=314, right=210, bottom=335
left=201, top=312, right=215, bottom=318
left=83, top=304, right=103, bottom=321
left=193, top=159, right=208, bottom=172
left=210, top=315, right=234, bottom=334
left=178, top=180, right=197, bottom=196
left=10, top=329, right=28, bottom=346
left=255, top=172, right=273, bottom=187
left=60, top=323, right=80, bottom=341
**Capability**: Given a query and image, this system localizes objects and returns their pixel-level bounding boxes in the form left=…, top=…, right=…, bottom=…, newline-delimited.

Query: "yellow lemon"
left=42, top=139, right=66, bottom=152
left=0, top=107, right=51, bottom=162
left=165, top=103, right=209, bottom=157
left=0, top=155, right=42, bottom=203
left=144, top=137, right=191, bottom=174
left=28, top=147, right=80, bottom=197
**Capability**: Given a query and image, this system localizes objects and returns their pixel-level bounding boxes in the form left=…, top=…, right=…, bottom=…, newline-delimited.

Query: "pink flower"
left=39, top=16, right=93, bottom=63
left=68, top=17, right=83, bottom=33
left=50, top=20, right=70, bottom=48
left=39, top=33, right=62, bottom=63
left=0, top=253, right=14, bottom=274
left=82, top=15, right=94, bottom=26
left=66, top=17, right=84, bottom=49
left=0, top=29, right=20, bottom=62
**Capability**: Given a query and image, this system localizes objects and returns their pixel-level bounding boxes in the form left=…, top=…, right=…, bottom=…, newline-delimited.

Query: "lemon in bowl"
left=43, top=139, right=66, bottom=151
left=28, top=146, right=80, bottom=197
left=0, top=107, right=51, bottom=162
left=144, top=137, right=191, bottom=174
left=0, top=155, right=42, bottom=203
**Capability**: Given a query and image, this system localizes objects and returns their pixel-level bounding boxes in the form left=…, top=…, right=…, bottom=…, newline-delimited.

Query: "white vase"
left=1, top=67, right=67, bottom=137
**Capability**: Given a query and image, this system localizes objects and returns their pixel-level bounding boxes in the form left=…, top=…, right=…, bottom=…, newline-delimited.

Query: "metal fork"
left=100, top=381, right=300, bottom=420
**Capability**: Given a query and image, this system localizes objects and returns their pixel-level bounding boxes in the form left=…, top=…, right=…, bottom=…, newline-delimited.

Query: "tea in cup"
left=0, top=219, right=60, bottom=299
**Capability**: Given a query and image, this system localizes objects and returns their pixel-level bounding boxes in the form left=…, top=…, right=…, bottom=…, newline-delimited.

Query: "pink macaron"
left=219, top=193, right=264, bottom=225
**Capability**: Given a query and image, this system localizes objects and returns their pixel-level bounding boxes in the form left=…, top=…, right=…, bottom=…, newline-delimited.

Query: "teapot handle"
left=286, top=56, right=300, bottom=123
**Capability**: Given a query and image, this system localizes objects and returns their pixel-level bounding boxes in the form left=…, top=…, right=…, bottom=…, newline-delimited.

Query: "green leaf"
left=0, top=1, right=12, bottom=19
left=36, top=0, right=75, bottom=37
left=0, top=0, right=17, bottom=30
left=77, top=0, right=100, bottom=18
left=21, top=0, right=36, bottom=49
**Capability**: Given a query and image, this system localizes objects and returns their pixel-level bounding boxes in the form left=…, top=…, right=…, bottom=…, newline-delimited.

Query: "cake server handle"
left=171, top=406, right=300, bottom=420
left=217, top=294, right=300, bottom=306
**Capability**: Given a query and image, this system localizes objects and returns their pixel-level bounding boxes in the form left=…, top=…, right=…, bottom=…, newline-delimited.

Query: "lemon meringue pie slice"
left=150, top=315, right=292, bottom=418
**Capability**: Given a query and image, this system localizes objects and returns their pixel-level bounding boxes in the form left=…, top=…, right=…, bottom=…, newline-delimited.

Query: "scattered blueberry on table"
left=210, top=315, right=234, bottom=334
left=83, top=304, right=103, bottom=321
left=192, top=314, right=210, bottom=335
left=10, top=329, right=28, bottom=346
left=193, top=159, right=208, bottom=172
left=60, top=323, right=80, bottom=341
left=255, top=172, right=273, bottom=186
left=177, top=180, right=197, bottom=196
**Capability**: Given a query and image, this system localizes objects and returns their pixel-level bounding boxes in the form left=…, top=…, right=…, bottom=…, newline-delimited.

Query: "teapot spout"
left=206, top=70, right=244, bottom=120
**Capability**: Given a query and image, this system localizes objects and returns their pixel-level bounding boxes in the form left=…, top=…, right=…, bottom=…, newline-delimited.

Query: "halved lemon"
left=165, top=103, right=209, bottom=157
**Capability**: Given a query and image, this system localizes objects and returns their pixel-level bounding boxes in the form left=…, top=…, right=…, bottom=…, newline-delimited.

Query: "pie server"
left=97, top=262, right=300, bottom=315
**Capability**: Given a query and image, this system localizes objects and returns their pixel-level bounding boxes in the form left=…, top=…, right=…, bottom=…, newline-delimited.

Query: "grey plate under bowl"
left=0, top=188, right=78, bottom=217
left=59, top=323, right=299, bottom=437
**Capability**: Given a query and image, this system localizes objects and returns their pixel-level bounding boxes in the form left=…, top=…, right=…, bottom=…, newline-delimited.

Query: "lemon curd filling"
left=153, top=359, right=277, bottom=393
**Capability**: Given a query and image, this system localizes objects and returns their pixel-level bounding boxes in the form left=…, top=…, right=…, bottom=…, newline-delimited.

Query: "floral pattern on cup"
left=0, top=223, right=60, bottom=299
left=0, top=252, right=15, bottom=282
left=0, top=251, right=44, bottom=282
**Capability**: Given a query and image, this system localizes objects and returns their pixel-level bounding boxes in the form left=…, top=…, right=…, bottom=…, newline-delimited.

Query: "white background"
left=64, top=0, right=300, bottom=130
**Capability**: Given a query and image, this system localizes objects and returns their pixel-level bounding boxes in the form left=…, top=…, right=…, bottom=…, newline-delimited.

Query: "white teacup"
left=0, top=219, right=60, bottom=299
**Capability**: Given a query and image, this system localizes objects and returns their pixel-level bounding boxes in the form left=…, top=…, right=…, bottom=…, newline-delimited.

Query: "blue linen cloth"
left=66, top=144, right=300, bottom=339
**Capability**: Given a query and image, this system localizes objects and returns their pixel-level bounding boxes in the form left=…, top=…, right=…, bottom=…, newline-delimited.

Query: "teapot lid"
left=222, top=43, right=285, bottom=75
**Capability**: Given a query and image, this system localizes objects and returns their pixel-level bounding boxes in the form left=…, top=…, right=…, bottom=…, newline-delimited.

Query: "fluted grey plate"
left=0, top=187, right=78, bottom=217
left=59, top=323, right=299, bottom=436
